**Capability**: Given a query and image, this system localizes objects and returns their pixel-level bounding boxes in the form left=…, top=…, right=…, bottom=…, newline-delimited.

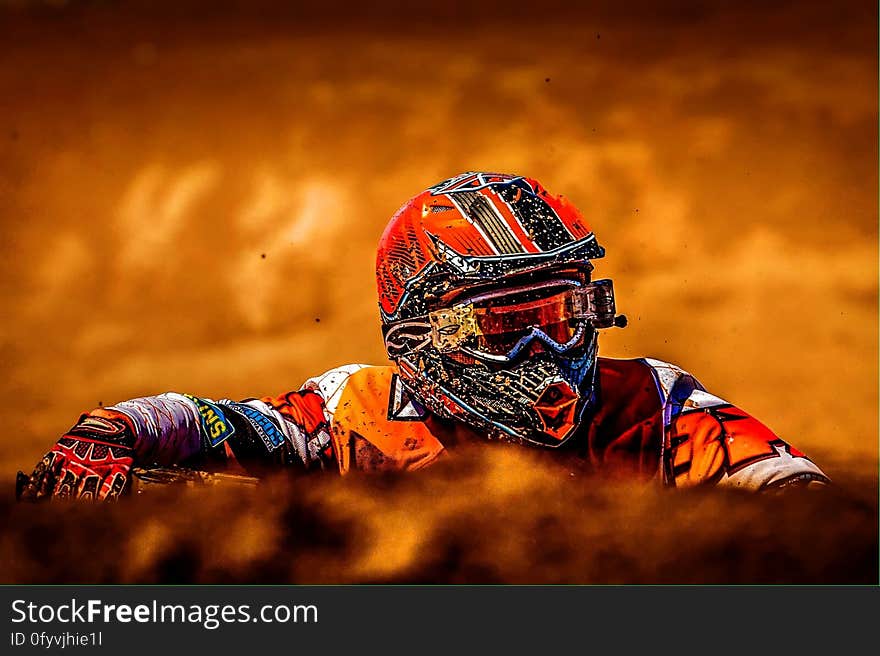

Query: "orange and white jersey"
left=103, top=358, right=829, bottom=492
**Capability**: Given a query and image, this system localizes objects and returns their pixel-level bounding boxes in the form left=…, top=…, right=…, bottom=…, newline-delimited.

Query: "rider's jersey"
left=89, top=357, right=829, bottom=491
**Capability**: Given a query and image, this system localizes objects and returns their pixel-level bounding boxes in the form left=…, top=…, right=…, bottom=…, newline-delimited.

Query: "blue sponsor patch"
left=220, top=401, right=285, bottom=453
left=184, top=394, right=236, bottom=448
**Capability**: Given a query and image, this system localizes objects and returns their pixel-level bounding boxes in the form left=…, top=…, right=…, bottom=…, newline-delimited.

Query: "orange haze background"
left=0, top=0, right=876, bottom=583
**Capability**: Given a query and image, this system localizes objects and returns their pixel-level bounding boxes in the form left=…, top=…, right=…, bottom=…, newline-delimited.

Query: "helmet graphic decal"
left=427, top=171, right=525, bottom=195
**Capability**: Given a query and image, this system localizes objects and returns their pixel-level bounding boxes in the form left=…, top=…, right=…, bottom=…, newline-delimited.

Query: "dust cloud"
left=0, top=0, right=876, bottom=583
left=2, top=447, right=876, bottom=583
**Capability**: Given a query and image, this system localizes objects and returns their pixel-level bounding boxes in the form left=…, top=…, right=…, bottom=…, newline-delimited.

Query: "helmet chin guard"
left=394, top=334, right=599, bottom=447
left=377, top=172, right=624, bottom=447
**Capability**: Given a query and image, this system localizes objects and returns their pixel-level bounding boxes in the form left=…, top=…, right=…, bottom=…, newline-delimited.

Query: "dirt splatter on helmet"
left=376, top=172, right=625, bottom=447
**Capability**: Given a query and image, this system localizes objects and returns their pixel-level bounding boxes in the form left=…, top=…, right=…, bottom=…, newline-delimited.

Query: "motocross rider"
left=18, top=171, right=830, bottom=500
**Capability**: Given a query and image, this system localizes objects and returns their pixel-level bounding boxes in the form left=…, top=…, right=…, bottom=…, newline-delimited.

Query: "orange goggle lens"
left=429, top=279, right=616, bottom=359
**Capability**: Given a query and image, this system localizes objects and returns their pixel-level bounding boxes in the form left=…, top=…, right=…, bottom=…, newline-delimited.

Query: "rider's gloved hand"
left=17, top=435, right=134, bottom=501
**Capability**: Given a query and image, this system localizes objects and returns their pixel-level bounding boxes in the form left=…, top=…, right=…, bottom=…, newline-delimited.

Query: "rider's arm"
left=111, top=390, right=335, bottom=473
left=664, top=393, right=829, bottom=491
left=642, top=358, right=830, bottom=491
left=662, top=390, right=830, bottom=491
left=18, top=385, right=339, bottom=501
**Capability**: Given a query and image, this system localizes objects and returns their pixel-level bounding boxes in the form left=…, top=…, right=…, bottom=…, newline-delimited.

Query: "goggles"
left=428, top=278, right=619, bottom=362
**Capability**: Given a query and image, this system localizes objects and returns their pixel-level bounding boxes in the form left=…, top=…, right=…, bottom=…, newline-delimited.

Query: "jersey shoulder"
left=299, top=364, right=446, bottom=474
left=597, top=356, right=729, bottom=417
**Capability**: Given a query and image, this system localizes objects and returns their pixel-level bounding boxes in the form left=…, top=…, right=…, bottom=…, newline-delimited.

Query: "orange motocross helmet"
left=376, top=172, right=625, bottom=447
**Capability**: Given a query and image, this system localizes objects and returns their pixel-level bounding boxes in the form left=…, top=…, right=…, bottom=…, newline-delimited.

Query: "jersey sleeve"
left=642, top=358, right=831, bottom=491
left=101, top=364, right=370, bottom=475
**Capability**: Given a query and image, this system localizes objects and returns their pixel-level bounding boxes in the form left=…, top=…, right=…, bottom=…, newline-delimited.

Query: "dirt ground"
left=0, top=0, right=876, bottom=583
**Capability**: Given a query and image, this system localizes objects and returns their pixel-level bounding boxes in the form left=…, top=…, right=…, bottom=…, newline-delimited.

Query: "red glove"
left=17, top=411, right=135, bottom=501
